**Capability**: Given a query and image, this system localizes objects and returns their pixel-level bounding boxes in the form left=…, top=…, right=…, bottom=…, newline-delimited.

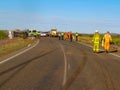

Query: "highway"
left=0, top=37, right=120, bottom=90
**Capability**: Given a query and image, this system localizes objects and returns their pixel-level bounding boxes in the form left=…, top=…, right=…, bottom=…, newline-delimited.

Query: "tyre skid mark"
left=0, top=48, right=58, bottom=87
left=60, top=41, right=88, bottom=90
left=62, top=40, right=116, bottom=90
left=95, top=54, right=115, bottom=90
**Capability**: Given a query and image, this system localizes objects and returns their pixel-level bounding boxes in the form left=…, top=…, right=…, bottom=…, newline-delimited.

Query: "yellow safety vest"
left=76, top=33, right=78, bottom=36
left=103, top=34, right=112, bottom=42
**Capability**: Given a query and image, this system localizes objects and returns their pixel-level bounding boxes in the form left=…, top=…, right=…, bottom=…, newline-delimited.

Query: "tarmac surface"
left=0, top=37, right=120, bottom=90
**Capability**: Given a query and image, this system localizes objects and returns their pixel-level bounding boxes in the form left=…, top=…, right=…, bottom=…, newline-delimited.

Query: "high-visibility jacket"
left=58, top=33, right=61, bottom=36
left=76, top=33, right=78, bottom=36
left=92, top=34, right=100, bottom=43
left=103, top=34, right=112, bottom=43
left=61, top=33, right=64, bottom=36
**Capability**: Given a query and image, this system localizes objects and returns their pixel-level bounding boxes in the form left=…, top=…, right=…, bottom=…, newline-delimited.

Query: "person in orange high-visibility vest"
left=103, top=31, right=112, bottom=53
left=69, top=32, right=73, bottom=42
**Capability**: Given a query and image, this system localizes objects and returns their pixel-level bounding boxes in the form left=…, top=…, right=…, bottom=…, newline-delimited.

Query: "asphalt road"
left=0, top=37, right=120, bottom=90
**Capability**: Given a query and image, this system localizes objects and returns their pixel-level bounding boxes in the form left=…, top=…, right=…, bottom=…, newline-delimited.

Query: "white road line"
left=77, top=42, right=92, bottom=48
left=109, top=53, right=120, bottom=58
left=78, top=42, right=120, bottom=58
left=0, top=40, right=39, bottom=64
left=59, top=43, right=67, bottom=86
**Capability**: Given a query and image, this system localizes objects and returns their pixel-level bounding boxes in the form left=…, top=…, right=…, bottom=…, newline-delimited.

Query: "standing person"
left=75, top=32, right=79, bottom=41
left=70, top=32, right=73, bottom=42
left=58, top=33, right=61, bottom=40
left=64, top=32, right=67, bottom=40
left=61, top=32, right=64, bottom=40
left=92, top=30, right=101, bottom=53
left=103, top=31, right=112, bottom=53
left=68, top=32, right=71, bottom=39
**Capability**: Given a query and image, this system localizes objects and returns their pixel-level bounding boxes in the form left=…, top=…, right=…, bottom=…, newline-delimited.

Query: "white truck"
left=50, top=29, right=58, bottom=37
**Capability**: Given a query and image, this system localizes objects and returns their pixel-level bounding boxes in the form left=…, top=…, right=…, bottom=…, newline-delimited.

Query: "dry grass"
left=0, top=38, right=34, bottom=57
left=78, top=36, right=92, bottom=44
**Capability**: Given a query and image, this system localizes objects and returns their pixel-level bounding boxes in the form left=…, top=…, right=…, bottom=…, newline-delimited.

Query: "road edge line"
left=77, top=42, right=120, bottom=58
left=0, top=40, right=39, bottom=64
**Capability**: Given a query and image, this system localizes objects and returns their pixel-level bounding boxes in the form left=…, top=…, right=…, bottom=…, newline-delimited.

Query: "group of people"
left=58, top=31, right=112, bottom=53
left=58, top=32, right=79, bottom=42
left=92, top=30, right=112, bottom=53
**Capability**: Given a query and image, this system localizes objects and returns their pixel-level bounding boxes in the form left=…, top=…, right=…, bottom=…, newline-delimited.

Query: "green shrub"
left=112, top=35, right=120, bottom=44
left=0, top=30, right=8, bottom=39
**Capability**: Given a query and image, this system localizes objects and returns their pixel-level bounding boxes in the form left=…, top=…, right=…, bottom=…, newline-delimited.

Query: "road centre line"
left=77, top=42, right=120, bottom=58
left=0, top=40, right=39, bottom=64
left=59, top=43, right=67, bottom=86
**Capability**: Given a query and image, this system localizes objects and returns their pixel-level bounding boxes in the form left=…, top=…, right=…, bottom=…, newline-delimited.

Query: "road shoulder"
left=77, top=41, right=120, bottom=58
left=0, top=39, right=39, bottom=63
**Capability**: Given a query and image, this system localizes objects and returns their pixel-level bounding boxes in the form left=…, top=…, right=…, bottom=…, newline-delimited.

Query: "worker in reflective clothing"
left=61, top=32, right=64, bottom=40
left=75, top=32, right=79, bottom=41
left=58, top=33, right=61, bottom=40
left=103, top=31, right=112, bottom=53
left=70, top=32, right=73, bottom=42
left=92, top=30, right=101, bottom=53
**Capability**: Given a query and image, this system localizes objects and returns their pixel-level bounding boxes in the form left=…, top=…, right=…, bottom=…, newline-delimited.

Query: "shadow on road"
left=0, top=48, right=58, bottom=87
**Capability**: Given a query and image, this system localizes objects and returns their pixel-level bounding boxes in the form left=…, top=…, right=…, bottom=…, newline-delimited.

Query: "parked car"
left=40, top=32, right=47, bottom=37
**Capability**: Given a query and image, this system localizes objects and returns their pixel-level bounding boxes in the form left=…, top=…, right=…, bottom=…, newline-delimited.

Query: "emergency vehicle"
left=50, top=29, right=58, bottom=37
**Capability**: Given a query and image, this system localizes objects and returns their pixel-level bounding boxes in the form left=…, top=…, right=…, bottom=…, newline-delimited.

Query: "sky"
left=0, top=0, right=120, bottom=33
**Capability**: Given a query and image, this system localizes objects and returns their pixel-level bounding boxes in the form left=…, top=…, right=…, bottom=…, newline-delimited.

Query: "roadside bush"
left=112, top=36, right=120, bottom=45
left=0, top=30, right=8, bottom=39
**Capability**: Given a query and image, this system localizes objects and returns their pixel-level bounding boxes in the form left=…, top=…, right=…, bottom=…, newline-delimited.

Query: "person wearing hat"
left=103, top=31, right=112, bottom=53
left=92, top=30, right=101, bottom=53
